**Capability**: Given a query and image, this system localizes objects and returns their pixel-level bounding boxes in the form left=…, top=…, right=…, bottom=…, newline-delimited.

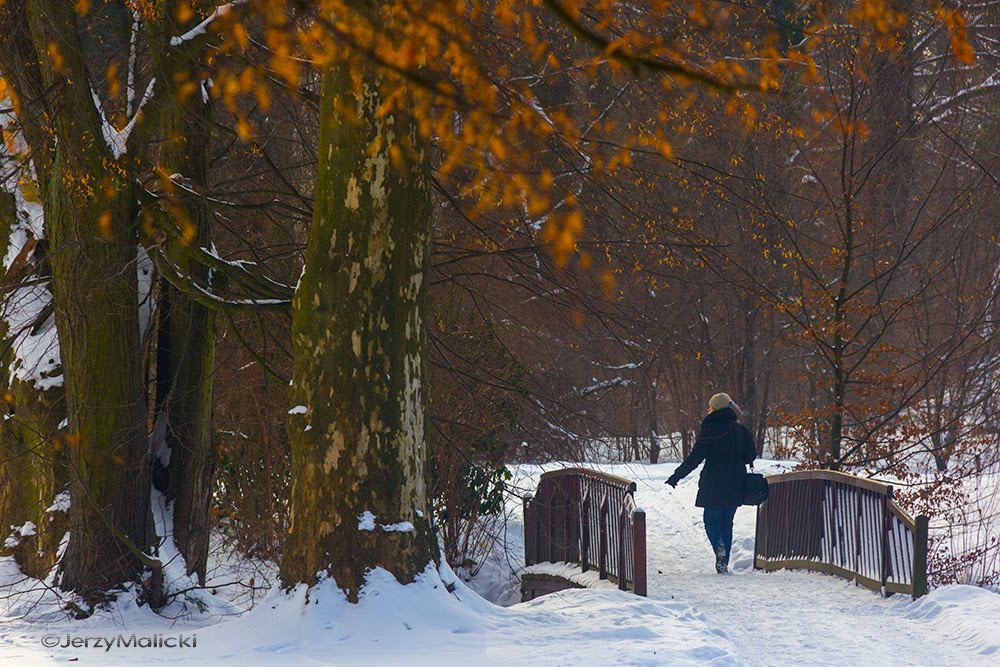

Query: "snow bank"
left=0, top=559, right=748, bottom=665
left=900, top=585, right=1000, bottom=657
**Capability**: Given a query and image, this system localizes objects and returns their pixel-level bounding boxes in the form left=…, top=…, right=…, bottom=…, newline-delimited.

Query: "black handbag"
left=742, top=469, right=769, bottom=506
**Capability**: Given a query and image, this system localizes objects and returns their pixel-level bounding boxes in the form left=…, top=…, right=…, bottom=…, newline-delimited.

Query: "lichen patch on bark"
left=345, top=175, right=361, bottom=210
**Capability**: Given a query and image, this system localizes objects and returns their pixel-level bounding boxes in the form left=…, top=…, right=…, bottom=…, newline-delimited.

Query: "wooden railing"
left=523, top=467, right=646, bottom=596
left=754, top=470, right=929, bottom=598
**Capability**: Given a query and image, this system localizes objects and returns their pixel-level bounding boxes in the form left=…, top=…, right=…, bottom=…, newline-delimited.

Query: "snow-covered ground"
left=2, top=460, right=999, bottom=665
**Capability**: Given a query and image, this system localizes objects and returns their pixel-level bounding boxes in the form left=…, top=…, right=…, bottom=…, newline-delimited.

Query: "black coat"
left=667, top=407, right=757, bottom=508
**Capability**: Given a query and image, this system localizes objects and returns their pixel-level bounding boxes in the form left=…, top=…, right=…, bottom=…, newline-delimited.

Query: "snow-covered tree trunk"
left=0, top=192, right=67, bottom=579
left=280, top=56, right=438, bottom=599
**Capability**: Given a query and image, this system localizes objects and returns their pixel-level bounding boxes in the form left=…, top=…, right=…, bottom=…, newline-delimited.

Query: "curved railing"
left=523, top=467, right=646, bottom=596
left=754, top=470, right=929, bottom=598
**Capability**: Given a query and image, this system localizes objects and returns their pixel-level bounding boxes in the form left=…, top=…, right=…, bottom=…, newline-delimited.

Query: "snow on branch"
left=127, top=10, right=140, bottom=116
left=197, top=243, right=296, bottom=299
left=170, top=1, right=246, bottom=47
left=91, top=77, right=156, bottom=159
left=606, top=362, right=641, bottom=370
left=928, top=73, right=1000, bottom=123
left=578, top=377, right=631, bottom=397
left=151, top=246, right=292, bottom=313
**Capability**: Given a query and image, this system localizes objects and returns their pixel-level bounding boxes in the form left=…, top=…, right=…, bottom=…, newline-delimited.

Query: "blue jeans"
left=703, top=505, right=738, bottom=563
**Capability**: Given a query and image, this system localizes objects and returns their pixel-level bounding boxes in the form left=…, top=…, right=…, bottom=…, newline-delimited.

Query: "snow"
left=91, top=78, right=156, bottom=159
left=381, top=521, right=415, bottom=533
left=169, top=2, right=244, bottom=46
left=901, top=585, right=1000, bottom=657
left=578, top=376, right=630, bottom=396
left=0, top=96, right=63, bottom=392
left=45, top=493, right=70, bottom=514
left=4, top=521, right=37, bottom=549
left=356, top=515, right=415, bottom=533
left=357, top=511, right=376, bottom=531
left=2, top=282, right=62, bottom=390
left=607, top=362, right=640, bottom=370
left=137, top=245, right=155, bottom=341
left=0, top=196, right=42, bottom=271
left=0, top=460, right=997, bottom=665
left=521, top=561, right=619, bottom=591
left=287, top=405, right=307, bottom=415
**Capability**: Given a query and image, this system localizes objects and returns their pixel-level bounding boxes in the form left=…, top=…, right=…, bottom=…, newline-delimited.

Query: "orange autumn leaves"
left=199, top=0, right=766, bottom=268
left=35, top=0, right=978, bottom=269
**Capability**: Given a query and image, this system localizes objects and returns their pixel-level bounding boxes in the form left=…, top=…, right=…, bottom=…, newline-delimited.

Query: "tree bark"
left=20, top=0, right=151, bottom=599
left=156, top=75, right=217, bottom=586
left=48, top=148, right=150, bottom=597
left=279, top=55, right=438, bottom=598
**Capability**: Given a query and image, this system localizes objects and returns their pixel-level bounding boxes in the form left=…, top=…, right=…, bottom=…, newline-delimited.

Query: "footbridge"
left=520, top=466, right=928, bottom=601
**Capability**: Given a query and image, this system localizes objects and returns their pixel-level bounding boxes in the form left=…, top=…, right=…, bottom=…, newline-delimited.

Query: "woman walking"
left=666, top=392, right=757, bottom=573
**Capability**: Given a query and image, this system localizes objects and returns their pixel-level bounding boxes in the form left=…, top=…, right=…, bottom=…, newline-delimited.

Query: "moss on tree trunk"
left=280, top=58, right=438, bottom=599
left=46, top=145, right=151, bottom=599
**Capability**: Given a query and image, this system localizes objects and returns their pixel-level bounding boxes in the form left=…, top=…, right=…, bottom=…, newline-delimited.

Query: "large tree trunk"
left=10, top=0, right=154, bottom=602
left=280, top=56, right=438, bottom=599
left=48, top=148, right=150, bottom=597
left=156, top=79, right=217, bottom=585
left=22, top=1, right=149, bottom=597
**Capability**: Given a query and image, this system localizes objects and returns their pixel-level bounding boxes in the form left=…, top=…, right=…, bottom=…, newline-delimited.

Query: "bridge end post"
left=913, top=514, right=929, bottom=599
left=633, top=508, right=646, bottom=597
left=880, top=486, right=893, bottom=597
left=523, top=493, right=535, bottom=567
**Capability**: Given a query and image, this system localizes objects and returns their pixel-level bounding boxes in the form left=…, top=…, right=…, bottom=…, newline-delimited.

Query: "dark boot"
left=715, top=545, right=728, bottom=574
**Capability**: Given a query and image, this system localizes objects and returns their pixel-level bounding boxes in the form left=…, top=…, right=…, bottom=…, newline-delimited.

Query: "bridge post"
left=618, top=506, right=627, bottom=591
left=581, top=490, right=591, bottom=572
left=545, top=485, right=555, bottom=563
left=523, top=493, right=535, bottom=566
left=880, top=486, right=892, bottom=596
left=565, top=476, right=578, bottom=564
left=599, top=497, right=608, bottom=580
left=854, top=487, right=862, bottom=587
left=633, top=508, right=646, bottom=596
left=913, top=515, right=929, bottom=599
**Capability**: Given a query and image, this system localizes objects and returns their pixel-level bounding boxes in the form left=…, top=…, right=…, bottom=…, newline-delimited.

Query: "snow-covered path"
left=555, top=460, right=999, bottom=666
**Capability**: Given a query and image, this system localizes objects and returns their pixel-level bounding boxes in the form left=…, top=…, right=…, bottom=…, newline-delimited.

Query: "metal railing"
left=754, top=470, right=929, bottom=598
left=523, top=467, right=646, bottom=596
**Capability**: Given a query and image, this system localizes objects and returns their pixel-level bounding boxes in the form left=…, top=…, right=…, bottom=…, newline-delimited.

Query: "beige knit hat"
left=708, top=392, right=733, bottom=412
